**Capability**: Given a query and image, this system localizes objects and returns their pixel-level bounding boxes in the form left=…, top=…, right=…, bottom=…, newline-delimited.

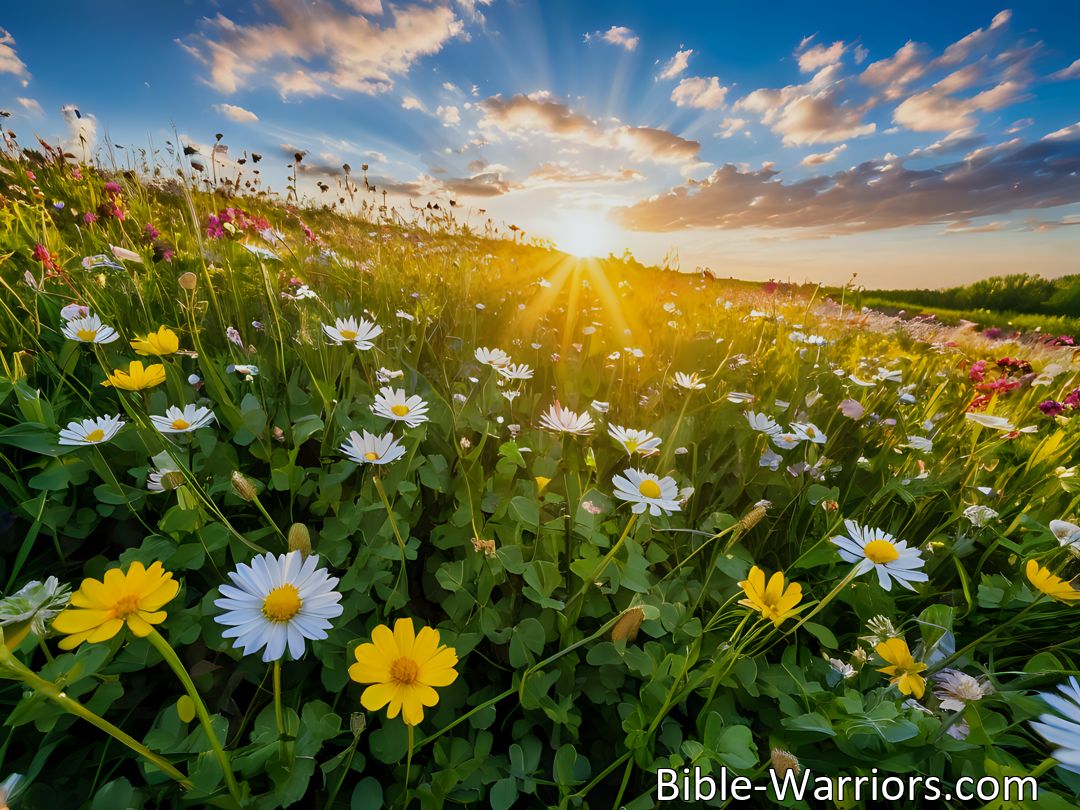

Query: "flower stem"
left=927, top=599, right=1042, bottom=674
left=784, top=565, right=860, bottom=636
left=147, top=629, right=242, bottom=803
left=273, top=659, right=287, bottom=760
left=402, top=724, right=415, bottom=809
left=0, top=645, right=191, bottom=788
left=373, top=473, right=410, bottom=610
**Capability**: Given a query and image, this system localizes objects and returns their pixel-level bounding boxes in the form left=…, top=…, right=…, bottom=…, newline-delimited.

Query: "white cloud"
left=587, top=25, right=639, bottom=52
left=0, top=28, right=29, bottom=85
left=436, top=104, right=460, bottom=126
left=671, top=76, right=728, bottom=110
left=893, top=80, right=1025, bottom=132
left=213, top=103, right=259, bottom=124
left=801, top=143, right=846, bottom=166
left=798, top=40, right=845, bottom=72
left=659, top=48, right=692, bottom=80
left=60, top=104, right=97, bottom=155
left=718, top=117, right=748, bottom=139
left=402, top=96, right=426, bottom=112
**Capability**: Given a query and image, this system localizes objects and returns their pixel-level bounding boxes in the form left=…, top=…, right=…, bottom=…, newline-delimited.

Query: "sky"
left=1, top=0, right=1079, bottom=288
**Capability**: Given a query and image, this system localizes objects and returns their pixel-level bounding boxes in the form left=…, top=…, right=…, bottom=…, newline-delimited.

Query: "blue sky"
left=2, top=1, right=1079, bottom=286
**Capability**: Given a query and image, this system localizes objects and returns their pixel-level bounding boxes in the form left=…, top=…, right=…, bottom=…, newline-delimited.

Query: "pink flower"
left=838, top=399, right=865, bottom=420
left=83, top=212, right=99, bottom=225
left=104, top=181, right=122, bottom=195
left=1039, top=400, right=1066, bottom=417
left=968, top=360, right=987, bottom=383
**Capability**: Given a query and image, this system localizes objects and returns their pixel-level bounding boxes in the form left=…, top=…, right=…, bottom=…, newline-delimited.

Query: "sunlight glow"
left=549, top=211, right=622, bottom=258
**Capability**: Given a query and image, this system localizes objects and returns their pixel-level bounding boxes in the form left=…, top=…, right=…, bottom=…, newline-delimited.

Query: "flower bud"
left=230, top=470, right=257, bottom=501
left=611, top=606, right=645, bottom=643
left=770, top=748, right=801, bottom=776
left=178, top=271, right=197, bottom=290
left=288, top=522, right=312, bottom=557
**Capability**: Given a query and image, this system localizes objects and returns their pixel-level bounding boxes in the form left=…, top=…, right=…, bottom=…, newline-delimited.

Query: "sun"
left=549, top=210, right=621, bottom=258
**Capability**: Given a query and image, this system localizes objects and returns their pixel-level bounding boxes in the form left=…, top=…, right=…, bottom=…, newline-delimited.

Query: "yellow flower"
left=349, top=618, right=459, bottom=726
left=737, top=565, right=803, bottom=627
left=1026, top=559, right=1080, bottom=603
left=875, top=637, right=927, bottom=698
left=51, top=561, right=178, bottom=649
left=130, top=326, right=179, bottom=356
left=102, top=360, right=166, bottom=391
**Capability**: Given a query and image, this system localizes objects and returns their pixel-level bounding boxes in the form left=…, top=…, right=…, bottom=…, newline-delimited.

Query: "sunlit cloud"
left=213, top=103, right=259, bottom=124
left=586, top=25, right=639, bottom=52
left=0, top=28, right=30, bottom=85
left=658, top=48, right=692, bottom=80
left=670, top=76, right=728, bottom=110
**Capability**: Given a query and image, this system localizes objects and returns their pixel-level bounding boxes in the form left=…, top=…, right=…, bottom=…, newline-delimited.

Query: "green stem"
left=273, top=659, right=288, bottom=760
left=0, top=646, right=192, bottom=788
left=373, top=473, right=410, bottom=610
left=928, top=599, right=1042, bottom=674
left=146, top=629, right=242, bottom=803
left=784, top=565, right=860, bottom=636
left=402, top=724, right=414, bottom=809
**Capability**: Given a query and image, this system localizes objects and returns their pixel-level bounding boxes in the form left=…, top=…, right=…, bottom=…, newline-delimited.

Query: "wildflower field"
left=3, top=142, right=1080, bottom=809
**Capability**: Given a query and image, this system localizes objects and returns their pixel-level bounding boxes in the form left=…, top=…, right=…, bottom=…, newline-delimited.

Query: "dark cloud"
left=614, top=127, right=1080, bottom=235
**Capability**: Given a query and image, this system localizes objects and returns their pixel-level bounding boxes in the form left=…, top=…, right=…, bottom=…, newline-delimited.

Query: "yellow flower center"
left=625, top=439, right=640, bottom=453
left=171, top=418, right=191, bottom=430
left=110, top=592, right=142, bottom=619
left=85, top=428, right=105, bottom=443
left=262, top=584, right=302, bottom=622
left=391, top=404, right=410, bottom=417
left=340, top=329, right=358, bottom=340
left=864, top=539, right=899, bottom=564
left=76, top=328, right=98, bottom=341
left=638, top=479, right=662, bottom=499
left=390, top=656, right=420, bottom=685
left=364, top=451, right=380, bottom=460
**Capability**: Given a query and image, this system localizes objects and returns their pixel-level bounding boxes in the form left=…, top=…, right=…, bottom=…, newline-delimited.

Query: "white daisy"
left=830, top=520, right=928, bottom=591
left=498, top=363, right=533, bottom=380
left=608, top=425, right=662, bottom=457
left=60, top=303, right=90, bottom=321
left=475, top=347, right=512, bottom=368
left=612, top=468, right=681, bottom=516
left=591, top=400, right=610, bottom=413
left=147, top=464, right=183, bottom=492
left=539, top=401, right=594, bottom=435
left=933, top=669, right=992, bottom=712
left=1050, top=520, right=1080, bottom=553
left=58, top=415, right=125, bottom=446
left=791, top=422, right=826, bottom=445
left=674, top=371, right=705, bottom=390
left=376, top=367, right=405, bottom=383
left=727, top=392, right=754, bottom=404
left=371, top=387, right=429, bottom=428
left=322, top=316, right=382, bottom=350
left=771, top=430, right=803, bottom=450
left=340, top=429, right=406, bottom=465
left=214, top=551, right=343, bottom=662
left=962, top=504, right=998, bottom=527
left=150, top=404, right=216, bottom=434
left=746, top=411, right=781, bottom=436
left=1031, top=677, right=1080, bottom=774
left=61, top=313, right=119, bottom=344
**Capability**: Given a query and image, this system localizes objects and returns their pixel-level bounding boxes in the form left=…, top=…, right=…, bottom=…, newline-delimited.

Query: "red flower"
left=32, top=243, right=59, bottom=272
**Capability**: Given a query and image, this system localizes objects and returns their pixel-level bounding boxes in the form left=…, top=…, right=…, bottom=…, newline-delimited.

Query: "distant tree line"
left=869, top=273, right=1080, bottom=317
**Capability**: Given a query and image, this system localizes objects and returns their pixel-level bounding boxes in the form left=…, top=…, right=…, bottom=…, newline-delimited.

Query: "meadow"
left=2, top=137, right=1080, bottom=808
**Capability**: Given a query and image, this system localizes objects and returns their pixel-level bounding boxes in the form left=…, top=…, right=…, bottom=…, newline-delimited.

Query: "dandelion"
left=340, top=429, right=407, bottom=465
left=737, top=566, right=803, bottom=627
left=348, top=617, right=459, bottom=726
left=1025, top=560, right=1080, bottom=603
left=150, top=404, right=216, bottom=434
left=607, top=425, right=661, bottom=457
left=61, top=313, right=118, bottom=344
left=371, top=387, right=430, bottom=428
left=674, top=371, right=705, bottom=390
left=130, top=326, right=179, bottom=356
left=51, top=561, right=178, bottom=649
left=323, top=316, right=382, bottom=350
left=612, top=468, right=681, bottom=516
left=102, top=360, right=166, bottom=391
left=831, top=520, right=928, bottom=591
left=58, top=415, right=125, bottom=446
left=876, top=637, right=927, bottom=698
left=539, top=402, right=594, bottom=436
left=475, top=347, right=511, bottom=368
left=1031, top=677, right=1080, bottom=774
left=497, top=363, right=533, bottom=380
left=933, top=669, right=992, bottom=712
left=214, top=551, right=343, bottom=662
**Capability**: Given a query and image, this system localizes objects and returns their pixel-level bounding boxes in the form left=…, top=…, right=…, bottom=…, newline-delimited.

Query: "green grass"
left=2, top=143, right=1080, bottom=808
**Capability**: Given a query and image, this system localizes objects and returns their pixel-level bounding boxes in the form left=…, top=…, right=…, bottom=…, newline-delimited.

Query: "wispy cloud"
left=0, top=28, right=30, bottom=85
left=586, top=25, right=639, bottom=52
left=180, top=1, right=466, bottom=98
left=213, top=103, right=259, bottom=124
left=800, top=143, right=846, bottom=166
left=658, top=48, right=692, bottom=80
